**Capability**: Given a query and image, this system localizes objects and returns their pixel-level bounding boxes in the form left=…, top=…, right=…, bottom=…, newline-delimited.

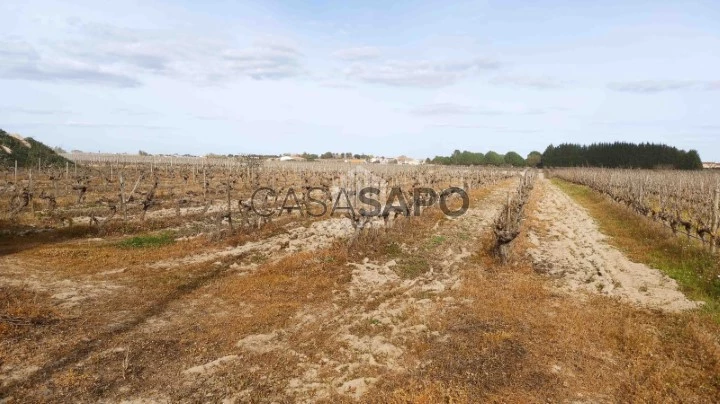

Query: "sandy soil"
left=0, top=176, right=519, bottom=402
left=149, top=217, right=357, bottom=270
left=160, top=178, right=521, bottom=403
left=526, top=175, right=700, bottom=312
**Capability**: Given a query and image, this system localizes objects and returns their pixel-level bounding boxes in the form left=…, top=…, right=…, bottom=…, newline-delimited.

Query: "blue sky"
left=1, top=0, right=719, bottom=160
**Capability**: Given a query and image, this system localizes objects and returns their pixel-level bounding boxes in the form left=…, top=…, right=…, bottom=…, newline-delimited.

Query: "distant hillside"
left=0, top=129, right=70, bottom=168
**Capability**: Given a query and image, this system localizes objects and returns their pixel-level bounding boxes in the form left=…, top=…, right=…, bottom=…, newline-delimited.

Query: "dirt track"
left=526, top=175, right=699, bottom=312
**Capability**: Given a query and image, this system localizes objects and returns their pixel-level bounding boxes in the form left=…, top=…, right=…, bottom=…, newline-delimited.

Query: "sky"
left=1, top=0, right=719, bottom=160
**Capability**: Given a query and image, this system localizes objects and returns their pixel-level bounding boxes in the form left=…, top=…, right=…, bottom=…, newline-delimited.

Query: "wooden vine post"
left=226, top=180, right=234, bottom=233
left=712, top=188, right=719, bottom=253
left=119, top=173, right=127, bottom=222
left=29, top=169, right=34, bottom=214
left=203, top=167, right=207, bottom=202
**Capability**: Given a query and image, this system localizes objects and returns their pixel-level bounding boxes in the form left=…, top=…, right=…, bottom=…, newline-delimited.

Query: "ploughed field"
left=1, top=162, right=719, bottom=403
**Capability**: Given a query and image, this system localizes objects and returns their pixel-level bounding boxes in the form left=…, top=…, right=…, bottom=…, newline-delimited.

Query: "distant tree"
left=301, top=152, right=318, bottom=161
left=321, top=152, right=334, bottom=159
left=53, top=146, right=67, bottom=154
left=504, top=151, right=525, bottom=167
left=526, top=151, right=542, bottom=167
left=485, top=151, right=505, bottom=166
left=541, top=142, right=702, bottom=170
left=680, top=150, right=703, bottom=170
left=139, top=150, right=151, bottom=156
left=443, top=149, right=484, bottom=165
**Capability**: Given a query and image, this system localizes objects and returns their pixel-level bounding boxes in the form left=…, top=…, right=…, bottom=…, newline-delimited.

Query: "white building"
left=279, top=155, right=306, bottom=162
left=396, top=155, right=422, bottom=165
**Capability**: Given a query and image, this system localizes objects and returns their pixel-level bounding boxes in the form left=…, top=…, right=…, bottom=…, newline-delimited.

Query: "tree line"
left=542, top=142, right=702, bottom=170
left=429, top=142, right=703, bottom=170
left=429, top=150, right=542, bottom=167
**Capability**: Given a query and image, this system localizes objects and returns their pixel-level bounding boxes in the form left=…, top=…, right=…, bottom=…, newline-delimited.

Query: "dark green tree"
left=526, top=151, right=542, bottom=167
left=485, top=151, right=505, bottom=166
left=504, top=151, right=525, bottom=167
left=541, top=142, right=702, bottom=170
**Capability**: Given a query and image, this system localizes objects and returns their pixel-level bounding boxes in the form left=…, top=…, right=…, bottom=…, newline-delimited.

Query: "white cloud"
left=608, top=80, right=720, bottom=93
left=410, top=103, right=475, bottom=115
left=345, top=58, right=500, bottom=87
left=429, top=123, right=541, bottom=133
left=0, top=21, right=306, bottom=87
left=222, top=43, right=303, bottom=80
left=491, top=75, right=567, bottom=89
left=411, top=102, right=561, bottom=116
left=0, top=106, right=69, bottom=115
left=333, top=46, right=381, bottom=61
left=64, top=121, right=173, bottom=130
left=0, top=39, right=141, bottom=87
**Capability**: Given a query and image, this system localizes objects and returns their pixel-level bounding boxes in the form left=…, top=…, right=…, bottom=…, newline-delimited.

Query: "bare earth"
left=527, top=175, right=700, bottom=312
left=106, top=178, right=521, bottom=402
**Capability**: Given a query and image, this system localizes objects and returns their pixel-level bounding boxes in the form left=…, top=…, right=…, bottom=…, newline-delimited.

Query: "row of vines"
left=493, top=169, right=537, bottom=262
left=548, top=168, right=720, bottom=251
left=1, top=160, right=517, bottom=235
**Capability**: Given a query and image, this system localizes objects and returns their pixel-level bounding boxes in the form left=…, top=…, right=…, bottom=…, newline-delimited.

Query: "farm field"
left=1, top=162, right=720, bottom=402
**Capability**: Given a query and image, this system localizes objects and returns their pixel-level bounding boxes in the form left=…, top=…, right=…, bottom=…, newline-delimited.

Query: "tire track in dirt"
left=526, top=175, right=700, bottom=312
left=0, top=216, right=355, bottom=397
left=0, top=264, right=232, bottom=398
left=0, top=211, right=426, bottom=398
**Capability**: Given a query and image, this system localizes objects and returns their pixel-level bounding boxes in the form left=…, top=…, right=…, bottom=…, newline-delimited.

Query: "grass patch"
left=394, top=256, right=431, bottom=279
left=117, top=232, right=176, bottom=249
left=428, top=235, right=446, bottom=247
left=383, top=241, right=403, bottom=257
left=552, top=178, right=720, bottom=320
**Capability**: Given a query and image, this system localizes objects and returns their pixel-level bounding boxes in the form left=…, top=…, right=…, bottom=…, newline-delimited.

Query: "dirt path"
left=526, top=175, right=699, bottom=312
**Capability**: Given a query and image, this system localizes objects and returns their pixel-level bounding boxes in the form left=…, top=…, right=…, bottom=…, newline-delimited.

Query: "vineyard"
left=1, top=161, right=720, bottom=402
left=1, top=159, right=513, bottom=236
left=548, top=168, right=720, bottom=251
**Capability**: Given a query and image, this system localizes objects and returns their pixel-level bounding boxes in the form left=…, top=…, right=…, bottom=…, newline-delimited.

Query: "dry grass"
left=365, top=263, right=720, bottom=402
left=0, top=286, right=59, bottom=338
